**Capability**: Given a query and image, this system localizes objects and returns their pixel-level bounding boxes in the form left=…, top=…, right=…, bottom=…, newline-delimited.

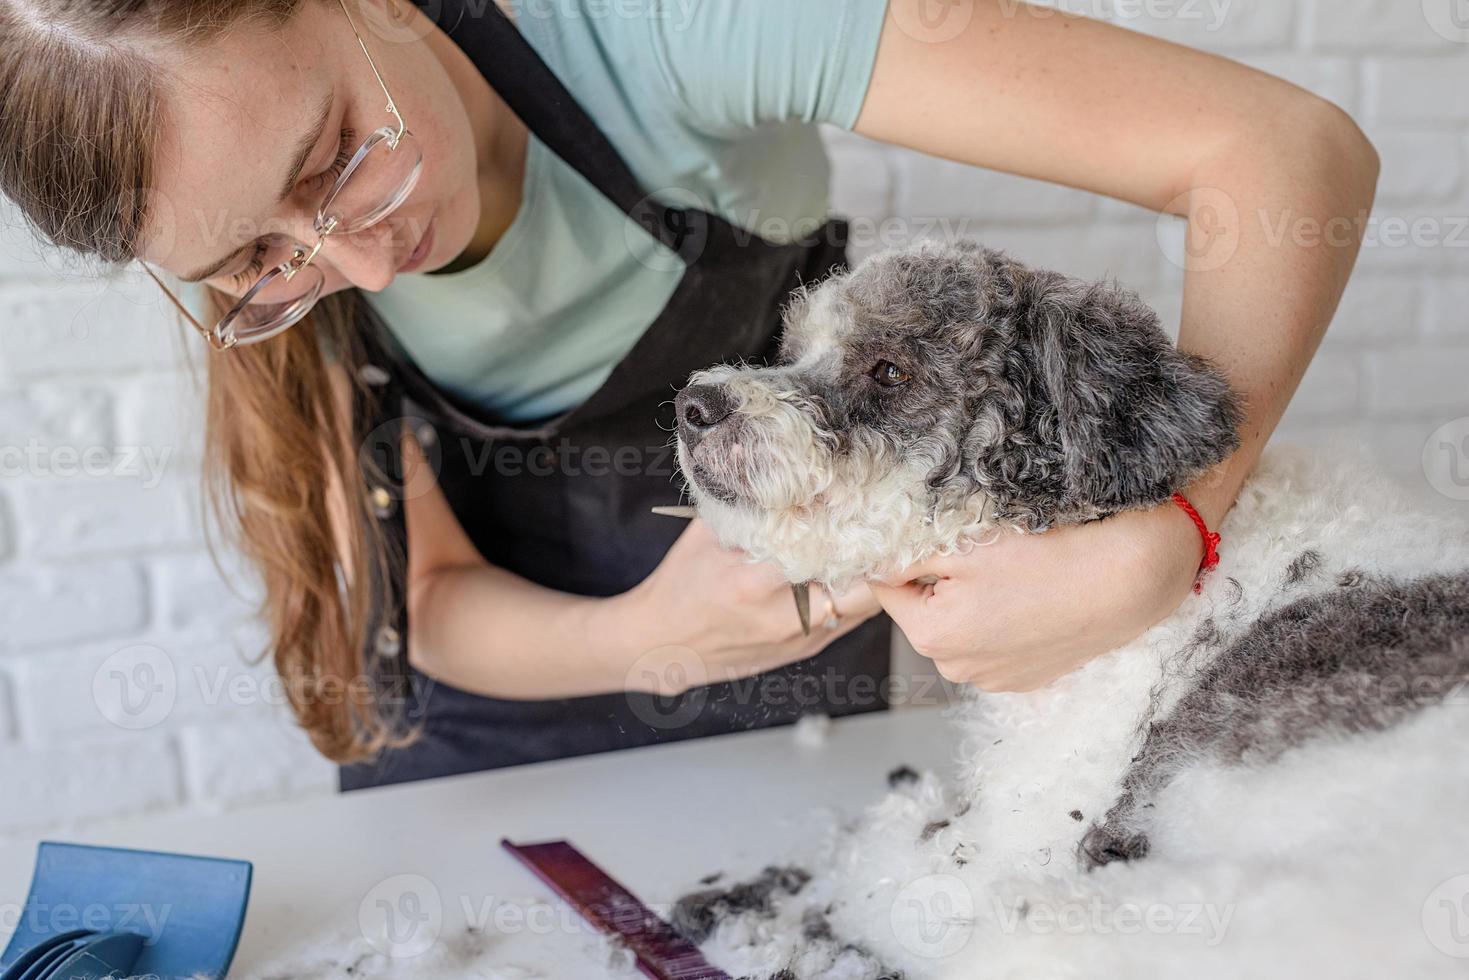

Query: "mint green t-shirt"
left=363, top=0, right=890, bottom=423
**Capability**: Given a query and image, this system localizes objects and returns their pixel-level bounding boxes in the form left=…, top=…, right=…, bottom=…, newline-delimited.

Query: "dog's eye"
left=870, top=360, right=911, bottom=388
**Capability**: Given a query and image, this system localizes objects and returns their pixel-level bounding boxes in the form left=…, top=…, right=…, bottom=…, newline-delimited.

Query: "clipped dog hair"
left=669, top=241, right=1469, bottom=980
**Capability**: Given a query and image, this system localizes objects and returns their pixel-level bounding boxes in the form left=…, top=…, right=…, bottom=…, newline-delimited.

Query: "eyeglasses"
left=141, top=0, right=424, bottom=350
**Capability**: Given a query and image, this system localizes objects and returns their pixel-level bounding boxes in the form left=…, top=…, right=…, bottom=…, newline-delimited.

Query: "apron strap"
left=415, top=0, right=701, bottom=259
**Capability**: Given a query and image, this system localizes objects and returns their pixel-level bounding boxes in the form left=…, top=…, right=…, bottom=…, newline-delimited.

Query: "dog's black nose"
left=676, top=384, right=733, bottom=444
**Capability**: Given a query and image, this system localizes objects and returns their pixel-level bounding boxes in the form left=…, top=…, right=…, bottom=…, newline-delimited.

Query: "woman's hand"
left=607, top=519, right=881, bottom=695
left=869, top=503, right=1206, bottom=693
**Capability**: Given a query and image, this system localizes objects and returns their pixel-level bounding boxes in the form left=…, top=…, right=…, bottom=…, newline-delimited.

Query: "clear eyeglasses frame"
left=140, top=0, right=424, bottom=351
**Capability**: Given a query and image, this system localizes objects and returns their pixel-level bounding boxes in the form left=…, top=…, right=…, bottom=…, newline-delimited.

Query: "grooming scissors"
left=651, top=505, right=813, bottom=635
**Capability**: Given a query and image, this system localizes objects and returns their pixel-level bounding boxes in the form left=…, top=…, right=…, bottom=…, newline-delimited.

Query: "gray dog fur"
left=670, top=240, right=1469, bottom=979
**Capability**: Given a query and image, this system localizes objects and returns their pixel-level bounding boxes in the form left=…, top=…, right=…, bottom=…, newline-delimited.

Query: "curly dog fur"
left=672, top=240, right=1469, bottom=979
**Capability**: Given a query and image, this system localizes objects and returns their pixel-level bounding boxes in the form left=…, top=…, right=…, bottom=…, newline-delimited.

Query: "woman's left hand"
left=869, top=502, right=1208, bottom=693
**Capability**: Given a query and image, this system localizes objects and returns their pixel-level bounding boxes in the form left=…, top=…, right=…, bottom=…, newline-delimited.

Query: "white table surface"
left=0, top=705, right=955, bottom=975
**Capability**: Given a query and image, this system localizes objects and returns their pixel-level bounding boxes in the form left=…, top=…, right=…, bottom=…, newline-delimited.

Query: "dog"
left=671, top=240, right=1469, bottom=978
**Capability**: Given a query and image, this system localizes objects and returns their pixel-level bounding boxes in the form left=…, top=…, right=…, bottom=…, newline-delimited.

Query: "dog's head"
left=674, top=240, right=1243, bottom=587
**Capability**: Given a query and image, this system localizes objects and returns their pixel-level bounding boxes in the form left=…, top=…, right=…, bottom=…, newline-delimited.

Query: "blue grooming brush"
left=0, top=842, right=252, bottom=980
left=36, top=930, right=146, bottom=980
left=0, top=930, right=93, bottom=980
left=6, top=932, right=91, bottom=980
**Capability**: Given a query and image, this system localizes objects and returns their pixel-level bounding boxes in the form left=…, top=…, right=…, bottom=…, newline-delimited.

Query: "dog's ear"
left=945, top=247, right=1243, bottom=530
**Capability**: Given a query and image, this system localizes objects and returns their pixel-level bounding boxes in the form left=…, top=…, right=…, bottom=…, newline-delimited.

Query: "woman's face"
left=137, top=0, right=481, bottom=297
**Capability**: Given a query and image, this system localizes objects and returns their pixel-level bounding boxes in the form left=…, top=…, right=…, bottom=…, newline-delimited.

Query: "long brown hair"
left=0, top=0, right=409, bottom=763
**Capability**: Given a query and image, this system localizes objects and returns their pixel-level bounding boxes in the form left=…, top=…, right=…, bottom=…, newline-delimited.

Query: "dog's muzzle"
left=675, top=383, right=734, bottom=449
left=675, top=382, right=746, bottom=503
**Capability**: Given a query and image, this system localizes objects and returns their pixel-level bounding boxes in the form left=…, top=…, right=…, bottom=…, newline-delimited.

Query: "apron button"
left=358, top=364, right=391, bottom=387
left=374, top=625, right=402, bottom=660
left=370, top=484, right=395, bottom=518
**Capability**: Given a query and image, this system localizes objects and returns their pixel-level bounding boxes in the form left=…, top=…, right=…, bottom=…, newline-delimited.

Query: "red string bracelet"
left=1170, top=492, right=1221, bottom=594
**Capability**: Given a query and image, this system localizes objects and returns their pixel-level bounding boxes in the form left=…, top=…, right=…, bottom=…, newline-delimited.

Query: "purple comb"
left=500, top=839, right=729, bottom=980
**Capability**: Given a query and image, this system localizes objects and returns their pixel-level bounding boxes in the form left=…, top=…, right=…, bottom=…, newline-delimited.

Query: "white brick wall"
left=1, top=0, right=1467, bottom=839
left=0, top=236, right=335, bottom=839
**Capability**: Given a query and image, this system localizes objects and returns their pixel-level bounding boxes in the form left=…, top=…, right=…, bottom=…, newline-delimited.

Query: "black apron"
left=338, top=0, right=892, bottom=790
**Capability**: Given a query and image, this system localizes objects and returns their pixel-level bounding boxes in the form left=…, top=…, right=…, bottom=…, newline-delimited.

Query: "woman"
left=0, top=0, right=1377, bottom=788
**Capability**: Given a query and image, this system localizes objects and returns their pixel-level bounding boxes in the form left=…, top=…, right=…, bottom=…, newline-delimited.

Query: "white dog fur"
left=685, top=447, right=1469, bottom=979
left=669, top=241, right=1469, bottom=978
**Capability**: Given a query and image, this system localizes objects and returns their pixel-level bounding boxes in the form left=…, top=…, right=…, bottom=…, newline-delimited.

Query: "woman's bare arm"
left=856, top=0, right=1378, bottom=524
left=323, top=364, right=877, bottom=700
left=323, top=363, right=625, bottom=698
left=858, top=0, right=1379, bottom=689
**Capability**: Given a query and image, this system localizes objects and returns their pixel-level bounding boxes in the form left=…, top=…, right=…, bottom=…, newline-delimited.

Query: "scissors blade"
left=650, top=505, right=699, bottom=519
left=792, top=581, right=811, bottom=636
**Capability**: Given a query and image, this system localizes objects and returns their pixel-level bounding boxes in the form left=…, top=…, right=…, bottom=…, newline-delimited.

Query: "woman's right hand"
left=606, top=519, right=880, bottom=695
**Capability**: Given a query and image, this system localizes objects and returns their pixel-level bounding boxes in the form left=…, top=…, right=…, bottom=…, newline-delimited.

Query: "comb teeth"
left=500, top=839, right=729, bottom=980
